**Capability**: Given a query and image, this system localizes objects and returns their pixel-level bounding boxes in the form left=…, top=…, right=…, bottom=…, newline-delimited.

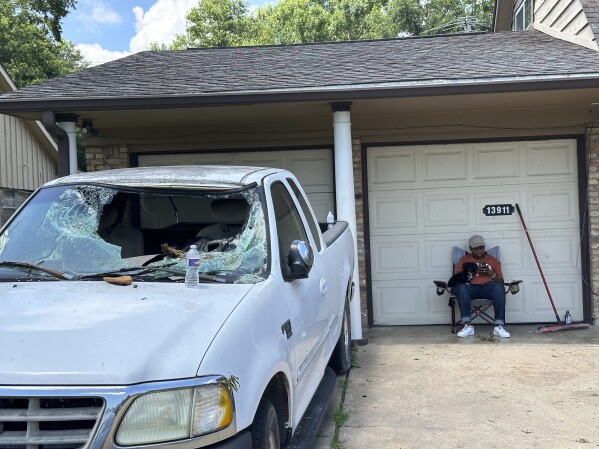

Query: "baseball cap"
left=468, top=235, right=485, bottom=248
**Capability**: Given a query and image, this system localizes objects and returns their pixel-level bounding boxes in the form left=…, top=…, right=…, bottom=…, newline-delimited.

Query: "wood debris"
left=103, top=276, right=133, bottom=286
left=161, top=243, right=185, bottom=258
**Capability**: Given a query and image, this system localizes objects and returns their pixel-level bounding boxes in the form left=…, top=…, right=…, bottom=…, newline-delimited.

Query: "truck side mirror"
left=287, top=240, right=314, bottom=279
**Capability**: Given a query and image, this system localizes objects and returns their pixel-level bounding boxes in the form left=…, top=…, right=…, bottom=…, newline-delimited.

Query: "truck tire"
left=251, top=399, right=280, bottom=449
left=329, top=298, right=352, bottom=374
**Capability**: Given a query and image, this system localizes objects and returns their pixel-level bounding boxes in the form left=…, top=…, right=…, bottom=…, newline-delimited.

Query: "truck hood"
left=0, top=281, right=255, bottom=385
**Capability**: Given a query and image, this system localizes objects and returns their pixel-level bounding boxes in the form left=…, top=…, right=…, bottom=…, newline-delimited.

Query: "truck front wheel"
left=251, top=399, right=280, bottom=449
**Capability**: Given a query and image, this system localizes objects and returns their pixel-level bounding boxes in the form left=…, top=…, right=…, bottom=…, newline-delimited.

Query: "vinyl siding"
left=0, top=113, right=56, bottom=190
left=534, top=0, right=597, bottom=45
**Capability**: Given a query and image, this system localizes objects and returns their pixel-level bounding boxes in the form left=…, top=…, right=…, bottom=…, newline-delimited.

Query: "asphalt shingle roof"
left=582, top=0, right=599, bottom=39
left=2, top=29, right=599, bottom=103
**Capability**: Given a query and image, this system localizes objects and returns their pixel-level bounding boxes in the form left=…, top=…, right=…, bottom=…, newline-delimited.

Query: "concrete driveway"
left=317, top=324, right=599, bottom=449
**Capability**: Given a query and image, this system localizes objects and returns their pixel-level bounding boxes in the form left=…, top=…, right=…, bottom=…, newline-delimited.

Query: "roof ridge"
left=156, top=30, right=493, bottom=54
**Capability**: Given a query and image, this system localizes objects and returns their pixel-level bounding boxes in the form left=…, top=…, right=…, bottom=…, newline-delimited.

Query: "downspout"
left=56, top=113, right=79, bottom=175
left=42, top=111, right=70, bottom=177
left=331, top=102, right=363, bottom=342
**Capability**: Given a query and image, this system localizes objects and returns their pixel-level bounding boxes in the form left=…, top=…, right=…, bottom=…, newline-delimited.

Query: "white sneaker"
left=493, top=325, right=511, bottom=338
left=457, top=324, right=475, bottom=337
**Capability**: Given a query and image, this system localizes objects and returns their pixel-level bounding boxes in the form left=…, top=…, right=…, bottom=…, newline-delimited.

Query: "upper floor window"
left=514, top=0, right=533, bottom=30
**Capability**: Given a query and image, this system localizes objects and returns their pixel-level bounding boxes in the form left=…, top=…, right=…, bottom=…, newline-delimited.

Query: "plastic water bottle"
left=327, top=211, right=335, bottom=229
left=185, top=245, right=201, bottom=288
left=565, top=310, right=572, bottom=325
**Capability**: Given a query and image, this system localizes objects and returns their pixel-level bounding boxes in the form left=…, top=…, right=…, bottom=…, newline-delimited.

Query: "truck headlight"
left=116, top=385, right=233, bottom=446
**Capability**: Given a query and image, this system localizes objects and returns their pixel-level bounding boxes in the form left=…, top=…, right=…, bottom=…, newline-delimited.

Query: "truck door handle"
left=320, top=277, right=327, bottom=296
left=281, top=320, right=292, bottom=339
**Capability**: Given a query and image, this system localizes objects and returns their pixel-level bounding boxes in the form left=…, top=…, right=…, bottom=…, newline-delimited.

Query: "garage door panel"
left=139, top=153, right=235, bottom=166
left=138, top=148, right=334, bottom=222
left=521, top=231, right=580, bottom=272
left=369, top=192, right=418, bottom=232
left=368, top=139, right=582, bottom=325
left=237, top=152, right=282, bottom=168
left=423, top=194, right=468, bottom=227
left=526, top=188, right=577, bottom=225
left=373, top=282, right=421, bottom=324
left=473, top=144, right=520, bottom=179
left=303, top=192, right=334, bottom=223
left=373, top=284, right=450, bottom=325
left=527, top=278, right=582, bottom=321
left=374, top=283, right=450, bottom=325
left=368, top=148, right=416, bottom=186
left=427, top=286, right=454, bottom=321
left=423, top=148, right=467, bottom=181
left=427, top=240, right=458, bottom=272
left=286, top=150, right=333, bottom=193
left=526, top=141, right=576, bottom=177
left=491, top=236, right=524, bottom=273
left=370, top=238, right=420, bottom=280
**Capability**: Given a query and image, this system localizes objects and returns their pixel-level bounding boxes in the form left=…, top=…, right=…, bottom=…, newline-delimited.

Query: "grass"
left=351, top=343, right=360, bottom=368
left=330, top=380, right=350, bottom=449
left=477, top=334, right=497, bottom=342
left=330, top=345, right=358, bottom=449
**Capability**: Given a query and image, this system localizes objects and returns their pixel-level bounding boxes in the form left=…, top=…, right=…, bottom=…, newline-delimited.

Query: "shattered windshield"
left=0, top=183, right=268, bottom=283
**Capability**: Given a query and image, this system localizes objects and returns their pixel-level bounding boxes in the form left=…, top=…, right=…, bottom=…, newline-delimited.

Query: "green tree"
left=253, top=0, right=331, bottom=44
left=384, top=0, right=493, bottom=35
left=0, top=0, right=85, bottom=88
left=325, top=0, right=388, bottom=41
left=184, top=0, right=257, bottom=47
left=169, top=0, right=493, bottom=50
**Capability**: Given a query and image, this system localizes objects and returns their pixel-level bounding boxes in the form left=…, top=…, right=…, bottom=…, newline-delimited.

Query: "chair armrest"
left=433, top=280, right=447, bottom=295
left=504, top=280, right=523, bottom=295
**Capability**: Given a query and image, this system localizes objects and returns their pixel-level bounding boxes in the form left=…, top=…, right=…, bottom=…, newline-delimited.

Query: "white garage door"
left=137, top=149, right=334, bottom=221
left=367, top=139, right=583, bottom=325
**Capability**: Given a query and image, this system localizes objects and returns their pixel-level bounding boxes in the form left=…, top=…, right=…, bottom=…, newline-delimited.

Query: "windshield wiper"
left=79, top=264, right=232, bottom=283
left=77, top=262, right=180, bottom=280
left=0, top=261, right=75, bottom=280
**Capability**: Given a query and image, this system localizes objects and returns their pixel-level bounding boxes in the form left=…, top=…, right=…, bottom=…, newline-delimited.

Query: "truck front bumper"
left=204, top=430, right=251, bottom=449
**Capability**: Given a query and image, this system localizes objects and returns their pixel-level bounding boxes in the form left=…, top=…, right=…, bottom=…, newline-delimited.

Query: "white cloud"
left=74, top=0, right=196, bottom=66
left=91, top=3, right=122, bottom=24
left=77, top=43, right=131, bottom=67
left=77, top=0, right=123, bottom=33
left=129, top=0, right=197, bottom=53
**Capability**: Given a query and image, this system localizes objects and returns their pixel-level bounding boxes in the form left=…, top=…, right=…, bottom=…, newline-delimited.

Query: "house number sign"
left=482, top=204, right=515, bottom=216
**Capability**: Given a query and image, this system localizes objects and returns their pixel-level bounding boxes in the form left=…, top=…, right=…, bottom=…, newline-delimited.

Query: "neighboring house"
left=3, top=1, right=599, bottom=336
left=0, top=64, right=57, bottom=226
left=495, top=0, right=599, bottom=49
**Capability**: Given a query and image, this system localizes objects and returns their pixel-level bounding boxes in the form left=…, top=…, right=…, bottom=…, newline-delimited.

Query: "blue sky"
left=61, top=0, right=199, bottom=66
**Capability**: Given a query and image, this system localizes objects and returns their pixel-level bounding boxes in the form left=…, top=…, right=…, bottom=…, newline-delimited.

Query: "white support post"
left=57, top=120, right=78, bottom=175
left=332, top=103, right=363, bottom=341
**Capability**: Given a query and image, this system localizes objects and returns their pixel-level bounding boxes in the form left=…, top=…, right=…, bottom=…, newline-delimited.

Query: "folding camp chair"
left=433, top=246, right=523, bottom=333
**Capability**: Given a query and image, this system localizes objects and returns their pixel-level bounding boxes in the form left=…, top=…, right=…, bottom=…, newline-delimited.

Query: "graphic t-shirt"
left=454, top=253, right=502, bottom=285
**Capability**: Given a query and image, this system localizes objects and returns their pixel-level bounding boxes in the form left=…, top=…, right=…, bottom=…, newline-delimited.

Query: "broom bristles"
left=537, top=322, right=590, bottom=333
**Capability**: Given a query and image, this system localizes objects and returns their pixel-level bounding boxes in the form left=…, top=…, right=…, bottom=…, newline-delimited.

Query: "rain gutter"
left=2, top=73, right=599, bottom=114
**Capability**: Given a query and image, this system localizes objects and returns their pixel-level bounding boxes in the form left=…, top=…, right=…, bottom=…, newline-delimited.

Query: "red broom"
left=515, top=204, right=589, bottom=333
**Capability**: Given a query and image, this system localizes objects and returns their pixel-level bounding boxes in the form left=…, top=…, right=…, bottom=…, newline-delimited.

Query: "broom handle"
left=515, top=203, right=561, bottom=322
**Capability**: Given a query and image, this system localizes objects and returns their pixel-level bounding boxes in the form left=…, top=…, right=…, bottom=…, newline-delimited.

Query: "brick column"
left=588, top=130, right=599, bottom=322
left=85, top=144, right=129, bottom=172
left=352, top=138, right=368, bottom=328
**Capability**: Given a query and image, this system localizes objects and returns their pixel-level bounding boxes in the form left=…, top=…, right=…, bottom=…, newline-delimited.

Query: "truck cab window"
left=271, top=182, right=309, bottom=269
left=287, top=178, right=322, bottom=252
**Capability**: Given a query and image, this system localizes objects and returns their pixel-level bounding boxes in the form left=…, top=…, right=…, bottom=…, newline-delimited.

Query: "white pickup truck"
left=0, top=166, right=355, bottom=449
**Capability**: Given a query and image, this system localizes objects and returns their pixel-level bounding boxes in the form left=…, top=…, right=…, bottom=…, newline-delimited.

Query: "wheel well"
left=261, top=373, right=290, bottom=446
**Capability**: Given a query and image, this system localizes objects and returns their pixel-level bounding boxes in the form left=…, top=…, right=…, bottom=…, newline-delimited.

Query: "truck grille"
left=0, top=397, right=104, bottom=449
